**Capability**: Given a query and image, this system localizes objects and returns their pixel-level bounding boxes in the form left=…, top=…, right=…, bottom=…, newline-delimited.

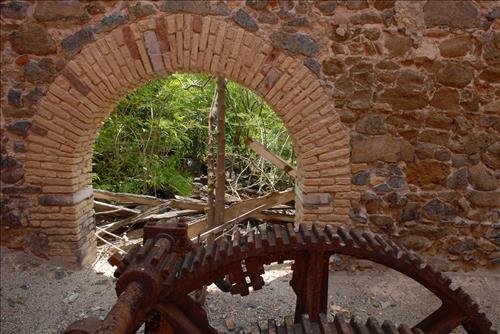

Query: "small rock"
left=437, top=62, right=473, bottom=88
left=468, top=163, right=497, bottom=191
left=7, top=120, right=31, bottom=137
left=439, top=35, right=471, bottom=58
left=400, top=235, right=432, bottom=251
left=160, top=0, right=211, bottom=15
left=406, top=160, right=450, bottom=186
left=431, top=87, right=460, bottom=110
left=246, top=0, right=268, bottom=10
left=23, top=58, right=58, bottom=84
left=369, top=215, right=394, bottom=230
left=446, top=167, right=468, bottom=189
left=0, top=1, right=30, bottom=19
left=352, top=171, right=370, bottom=185
left=23, top=87, right=47, bottom=107
left=270, top=31, right=320, bottom=57
left=7, top=89, right=22, bottom=108
left=424, top=0, right=479, bottom=29
left=303, top=58, right=320, bottom=76
left=225, top=317, right=236, bottom=331
left=467, top=190, right=500, bottom=207
left=350, top=12, right=382, bottom=25
left=94, top=13, right=128, bottom=34
left=421, top=198, right=457, bottom=221
left=63, top=292, right=79, bottom=304
left=54, top=270, right=66, bottom=280
left=374, top=0, right=395, bottom=10
left=128, top=1, right=156, bottom=20
left=384, top=34, right=412, bottom=57
left=20, top=283, right=31, bottom=290
left=34, top=0, right=89, bottom=23
left=10, top=22, right=56, bottom=55
left=315, top=1, right=336, bottom=15
left=356, top=114, right=385, bottom=135
left=322, top=58, right=344, bottom=76
left=258, top=10, right=278, bottom=24
left=233, top=9, right=258, bottom=32
left=62, top=27, right=94, bottom=57
left=285, top=16, right=310, bottom=27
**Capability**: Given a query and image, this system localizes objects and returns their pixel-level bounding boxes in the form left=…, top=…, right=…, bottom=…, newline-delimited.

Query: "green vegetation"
left=92, top=73, right=294, bottom=198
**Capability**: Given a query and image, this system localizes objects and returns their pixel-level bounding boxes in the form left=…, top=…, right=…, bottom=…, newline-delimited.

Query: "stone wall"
left=1, top=0, right=499, bottom=269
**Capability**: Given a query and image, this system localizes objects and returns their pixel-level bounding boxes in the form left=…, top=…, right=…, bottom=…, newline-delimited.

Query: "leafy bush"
left=92, top=74, right=294, bottom=197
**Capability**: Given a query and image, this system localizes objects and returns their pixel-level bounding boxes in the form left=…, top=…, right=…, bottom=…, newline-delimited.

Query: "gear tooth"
left=254, top=227, right=263, bottom=249
left=437, top=272, right=452, bottom=287
left=311, top=223, right=321, bottom=244
left=181, top=250, right=194, bottom=275
left=374, top=234, right=392, bottom=253
left=214, top=237, right=227, bottom=263
left=381, top=320, right=398, bottom=334
left=366, top=317, right=383, bottom=333
left=324, top=224, right=336, bottom=243
left=202, top=234, right=217, bottom=265
left=286, top=223, right=297, bottom=245
left=349, top=229, right=367, bottom=247
left=136, top=238, right=154, bottom=261
left=349, top=317, right=365, bottom=333
left=159, top=253, right=178, bottom=278
left=247, top=229, right=256, bottom=251
left=272, top=224, right=283, bottom=246
left=333, top=314, right=351, bottom=334
left=362, top=230, right=382, bottom=251
left=298, top=223, right=309, bottom=244
left=397, top=324, right=413, bottom=334
left=337, top=226, right=355, bottom=247
left=192, top=244, right=206, bottom=269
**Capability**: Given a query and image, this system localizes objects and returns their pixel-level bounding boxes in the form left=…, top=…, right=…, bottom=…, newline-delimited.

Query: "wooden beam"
left=251, top=212, right=295, bottom=223
left=214, top=76, right=226, bottom=229
left=148, top=209, right=201, bottom=220
left=170, top=197, right=206, bottom=211
left=94, top=200, right=140, bottom=217
left=98, top=201, right=172, bottom=235
left=206, top=84, right=217, bottom=229
left=188, top=189, right=295, bottom=239
left=93, top=189, right=166, bottom=205
left=245, top=137, right=297, bottom=178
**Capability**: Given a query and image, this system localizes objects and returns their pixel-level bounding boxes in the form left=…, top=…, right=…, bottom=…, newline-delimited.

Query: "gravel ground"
left=1, top=247, right=499, bottom=333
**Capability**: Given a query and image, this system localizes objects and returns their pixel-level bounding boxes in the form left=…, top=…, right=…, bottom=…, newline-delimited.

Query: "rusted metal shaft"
left=98, top=282, right=146, bottom=334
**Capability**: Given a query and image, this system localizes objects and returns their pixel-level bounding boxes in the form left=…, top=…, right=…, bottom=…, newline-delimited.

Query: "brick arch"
left=24, top=13, right=351, bottom=266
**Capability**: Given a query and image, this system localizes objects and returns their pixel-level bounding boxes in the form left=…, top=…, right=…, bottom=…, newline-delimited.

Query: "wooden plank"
left=245, top=137, right=297, bottom=178
left=98, top=200, right=172, bottom=235
left=251, top=211, right=295, bottom=223
left=93, top=188, right=167, bottom=205
left=94, top=200, right=140, bottom=217
left=148, top=209, right=200, bottom=220
left=188, top=189, right=295, bottom=239
left=170, top=198, right=207, bottom=211
left=214, top=76, right=227, bottom=229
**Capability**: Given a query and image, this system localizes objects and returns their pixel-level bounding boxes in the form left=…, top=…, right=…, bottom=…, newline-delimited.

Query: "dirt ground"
left=1, top=246, right=499, bottom=334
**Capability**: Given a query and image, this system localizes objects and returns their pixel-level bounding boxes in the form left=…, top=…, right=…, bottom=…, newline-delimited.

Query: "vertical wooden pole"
left=206, top=89, right=217, bottom=229
left=214, top=76, right=226, bottom=227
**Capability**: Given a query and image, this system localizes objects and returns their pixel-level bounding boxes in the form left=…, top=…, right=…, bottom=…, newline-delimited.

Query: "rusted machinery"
left=65, top=220, right=496, bottom=334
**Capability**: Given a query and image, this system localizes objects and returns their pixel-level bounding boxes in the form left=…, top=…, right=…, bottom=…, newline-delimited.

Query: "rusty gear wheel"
left=66, top=223, right=496, bottom=334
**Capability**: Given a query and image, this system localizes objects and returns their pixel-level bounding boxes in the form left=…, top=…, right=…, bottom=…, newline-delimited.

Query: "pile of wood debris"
left=93, top=184, right=295, bottom=253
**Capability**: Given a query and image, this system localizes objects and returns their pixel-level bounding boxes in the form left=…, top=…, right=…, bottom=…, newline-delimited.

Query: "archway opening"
left=92, top=73, right=296, bottom=246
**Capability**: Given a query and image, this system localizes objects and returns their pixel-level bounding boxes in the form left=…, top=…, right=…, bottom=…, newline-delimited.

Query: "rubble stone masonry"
left=0, top=0, right=499, bottom=269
